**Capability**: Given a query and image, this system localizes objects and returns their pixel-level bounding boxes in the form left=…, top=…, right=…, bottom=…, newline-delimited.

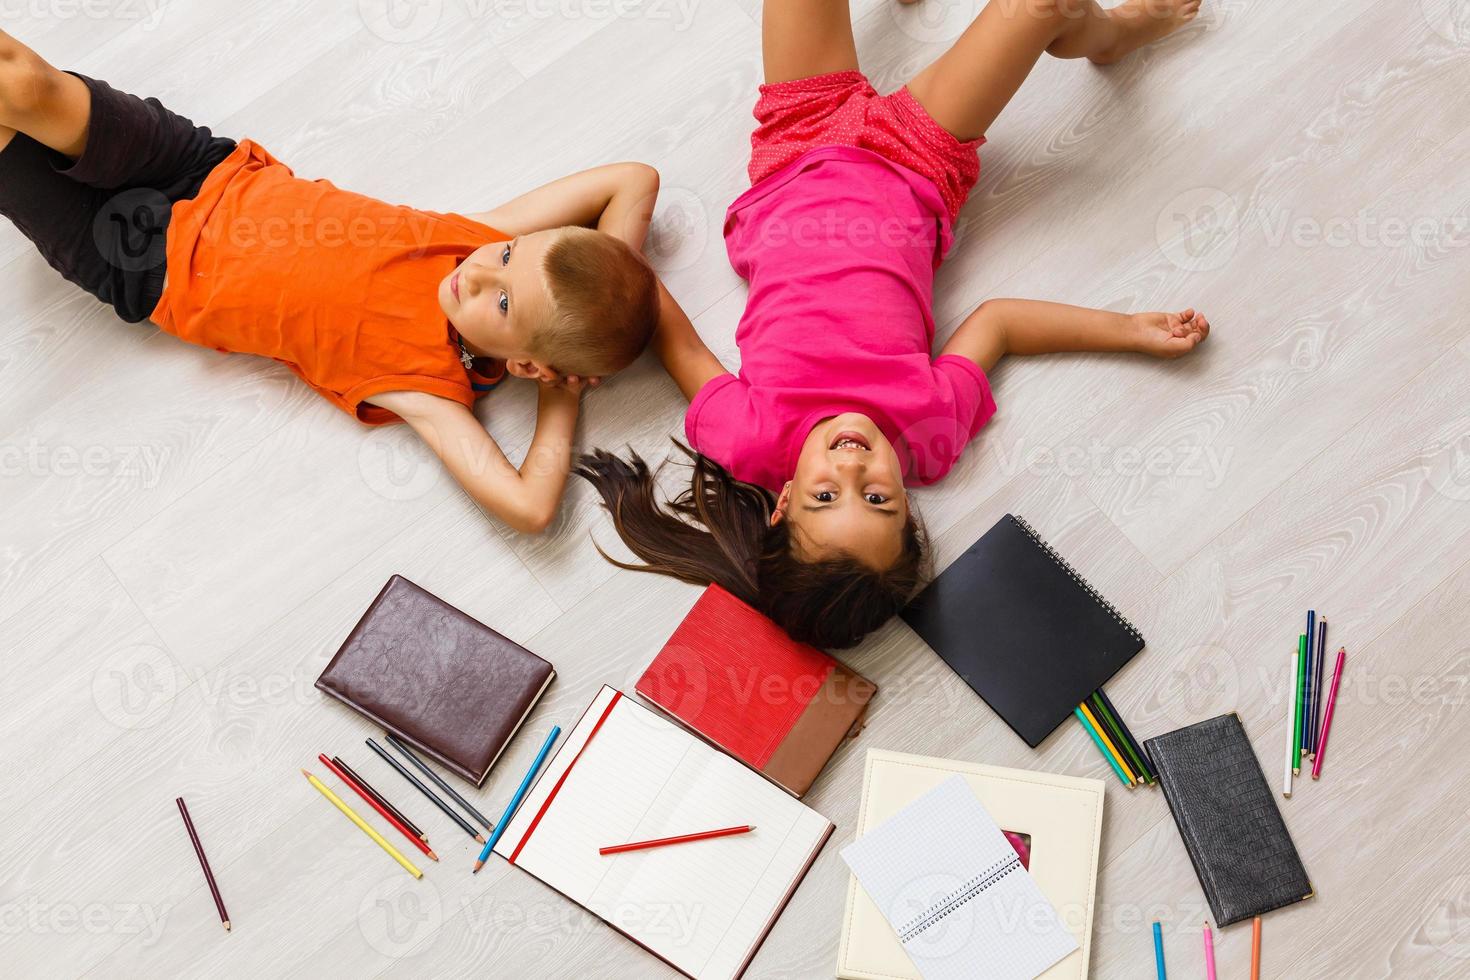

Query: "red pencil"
left=599, top=825, right=754, bottom=856
left=1310, top=648, right=1346, bottom=780
left=318, top=754, right=438, bottom=861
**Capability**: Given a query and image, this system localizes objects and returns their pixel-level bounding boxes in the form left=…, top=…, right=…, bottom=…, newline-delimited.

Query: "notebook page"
left=841, top=776, right=1077, bottom=980
left=497, top=688, right=830, bottom=980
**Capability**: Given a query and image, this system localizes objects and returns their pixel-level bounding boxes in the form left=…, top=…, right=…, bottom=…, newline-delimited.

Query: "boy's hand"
left=537, top=369, right=601, bottom=394
left=1131, top=308, right=1211, bottom=359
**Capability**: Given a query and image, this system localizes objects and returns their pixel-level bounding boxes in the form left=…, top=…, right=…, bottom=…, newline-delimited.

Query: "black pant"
left=0, top=73, right=235, bottom=322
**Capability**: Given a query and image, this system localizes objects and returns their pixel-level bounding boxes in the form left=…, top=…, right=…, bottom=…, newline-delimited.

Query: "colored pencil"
left=367, top=738, right=485, bottom=844
left=1282, top=650, right=1297, bottom=798
left=302, top=769, right=422, bottom=879
left=1294, top=635, right=1306, bottom=771
left=1251, top=916, right=1261, bottom=980
left=1311, top=647, right=1346, bottom=780
left=175, top=797, right=230, bottom=931
left=1203, top=921, right=1217, bottom=980
left=334, top=755, right=427, bottom=842
left=1091, top=689, right=1153, bottom=783
left=385, top=733, right=493, bottom=830
left=474, top=725, right=561, bottom=873
left=319, top=754, right=437, bottom=861
left=1075, top=707, right=1130, bottom=787
left=1305, top=625, right=1317, bottom=758
left=1152, top=921, right=1166, bottom=980
left=600, top=824, right=754, bottom=855
left=1079, top=701, right=1136, bottom=785
left=1310, top=617, right=1328, bottom=756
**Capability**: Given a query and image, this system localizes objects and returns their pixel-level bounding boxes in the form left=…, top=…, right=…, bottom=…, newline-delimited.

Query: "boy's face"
left=438, top=230, right=557, bottom=381
left=774, top=413, right=910, bottom=571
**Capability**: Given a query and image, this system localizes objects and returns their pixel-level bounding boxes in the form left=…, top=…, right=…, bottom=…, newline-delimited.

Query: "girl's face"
left=775, top=413, right=909, bottom=570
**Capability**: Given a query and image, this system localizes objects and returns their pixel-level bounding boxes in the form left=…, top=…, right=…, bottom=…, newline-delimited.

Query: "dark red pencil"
left=175, top=797, right=230, bottom=931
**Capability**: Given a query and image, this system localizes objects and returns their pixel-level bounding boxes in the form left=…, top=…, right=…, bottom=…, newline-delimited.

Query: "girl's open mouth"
left=830, top=430, right=871, bottom=452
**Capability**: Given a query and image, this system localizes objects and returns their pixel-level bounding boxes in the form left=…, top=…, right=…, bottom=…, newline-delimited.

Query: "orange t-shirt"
left=151, top=139, right=505, bottom=425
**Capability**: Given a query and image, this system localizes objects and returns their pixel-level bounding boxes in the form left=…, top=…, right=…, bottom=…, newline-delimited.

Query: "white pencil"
left=1283, top=649, right=1298, bottom=798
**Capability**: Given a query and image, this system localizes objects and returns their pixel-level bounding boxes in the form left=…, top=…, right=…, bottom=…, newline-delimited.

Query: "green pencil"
left=1091, top=692, right=1152, bottom=783
left=1294, top=634, right=1307, bottom=772
left=1075, top=707, right=1130, bottom=786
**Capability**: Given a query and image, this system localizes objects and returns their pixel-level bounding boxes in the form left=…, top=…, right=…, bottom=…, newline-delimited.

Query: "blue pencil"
left=1301, top=610, right=1315, bottom=755
left=473, top=725, right=561, bottom=873
left=1153, top=921, right=1167, bottom=979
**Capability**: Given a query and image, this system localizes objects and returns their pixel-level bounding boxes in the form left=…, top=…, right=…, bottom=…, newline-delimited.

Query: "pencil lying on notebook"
left=600, top=825, right=754, bottom=855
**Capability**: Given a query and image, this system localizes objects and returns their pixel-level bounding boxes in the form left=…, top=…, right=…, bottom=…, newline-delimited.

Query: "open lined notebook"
left=839, top=751, right=1105, bottom=980
left=493, top=686, right=833, bottom=980
left=842, top=777, right=1077, bottom=980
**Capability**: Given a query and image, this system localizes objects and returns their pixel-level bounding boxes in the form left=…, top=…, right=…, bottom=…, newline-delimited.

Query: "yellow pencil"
left=302, top=769, right=422, bottom=879
left=1079, top=702, right=1136, bottom=785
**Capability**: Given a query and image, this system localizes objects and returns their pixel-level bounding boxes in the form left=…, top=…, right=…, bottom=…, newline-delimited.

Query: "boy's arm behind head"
left=366, top=387, right=580, bottom=535
left=467, top=162, right=659, bottom=250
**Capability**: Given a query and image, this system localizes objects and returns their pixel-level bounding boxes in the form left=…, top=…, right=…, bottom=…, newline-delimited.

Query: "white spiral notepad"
left=841, top=776, right=1076, bottom=980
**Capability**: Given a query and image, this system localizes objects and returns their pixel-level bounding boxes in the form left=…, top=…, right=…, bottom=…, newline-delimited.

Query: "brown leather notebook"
left=636, top=584, right=876, bottom=797
left=315, top=575, right=554, bottom=786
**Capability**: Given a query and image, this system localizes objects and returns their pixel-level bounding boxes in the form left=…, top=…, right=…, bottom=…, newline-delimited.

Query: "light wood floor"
left=3, top=1, right=1469, bottom=977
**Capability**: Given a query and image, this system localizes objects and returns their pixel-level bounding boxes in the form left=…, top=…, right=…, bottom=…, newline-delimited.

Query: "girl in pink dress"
left=582, top=0, right=1209, bottom=648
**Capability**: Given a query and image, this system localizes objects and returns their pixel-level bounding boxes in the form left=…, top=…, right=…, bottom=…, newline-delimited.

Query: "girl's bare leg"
left=906, top=0, right=1201, bottom=142
left=0, top=30, right=91, bottom=157
left=762, top=0, right=860, bottom=85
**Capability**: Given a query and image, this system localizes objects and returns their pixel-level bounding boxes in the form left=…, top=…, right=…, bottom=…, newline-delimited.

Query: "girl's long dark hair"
left=576, top=442, right=928, bottom=649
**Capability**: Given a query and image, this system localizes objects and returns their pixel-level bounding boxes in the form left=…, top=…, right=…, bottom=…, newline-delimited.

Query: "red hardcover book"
left=636, top=584, right=877, bottom=797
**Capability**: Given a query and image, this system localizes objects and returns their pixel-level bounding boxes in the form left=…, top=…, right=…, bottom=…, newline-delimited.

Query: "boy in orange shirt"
left=0, top=31, right=661, bottom=533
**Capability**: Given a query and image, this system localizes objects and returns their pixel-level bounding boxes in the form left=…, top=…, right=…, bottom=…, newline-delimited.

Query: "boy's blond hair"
left=532, top=227, right=658, bottom=377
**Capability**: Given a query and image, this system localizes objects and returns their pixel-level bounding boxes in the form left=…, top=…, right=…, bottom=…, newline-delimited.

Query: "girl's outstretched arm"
left=941, top=298, right=1211, bottom=372
left=652, top=280, right=728, bottom=403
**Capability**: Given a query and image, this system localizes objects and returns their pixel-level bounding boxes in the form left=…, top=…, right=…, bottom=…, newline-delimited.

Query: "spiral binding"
left=897, top=855, right=1022, bottom=942
left=1010, top=514, right=1143, bottom=643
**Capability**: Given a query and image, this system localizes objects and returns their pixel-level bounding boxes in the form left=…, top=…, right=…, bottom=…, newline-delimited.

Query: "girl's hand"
left=1132, top=308, right=1211, bottom=359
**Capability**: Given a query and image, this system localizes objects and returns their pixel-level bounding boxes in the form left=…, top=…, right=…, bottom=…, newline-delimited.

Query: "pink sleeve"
left=935, top=354, right=997, bottom=439
left=684, top=373, right=749, bottom=465
left=901, top=354, right=996, bottom=484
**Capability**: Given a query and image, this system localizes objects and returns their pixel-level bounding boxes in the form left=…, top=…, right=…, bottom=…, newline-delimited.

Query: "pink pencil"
left=1203, top=921, right=1217, bottom=980
left=1311, top=647, right=1346, bottom=779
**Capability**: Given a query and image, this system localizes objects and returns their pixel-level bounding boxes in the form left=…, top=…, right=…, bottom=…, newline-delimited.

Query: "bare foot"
left=1131, top=308, right=1210, bottom=358
left=1090, top=0, right=1201, bottom=65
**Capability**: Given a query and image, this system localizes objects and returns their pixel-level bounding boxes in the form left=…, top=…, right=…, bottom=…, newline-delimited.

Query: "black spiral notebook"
left=900, top=514, right=1144, bottom=747
left=1145, top=714, right=1313, bottom=925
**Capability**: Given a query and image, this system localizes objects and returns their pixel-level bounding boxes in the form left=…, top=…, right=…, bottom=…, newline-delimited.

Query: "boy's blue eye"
left=500, top=244, right=511, bottom=265
left=498, top=292, right=508, bottom=314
